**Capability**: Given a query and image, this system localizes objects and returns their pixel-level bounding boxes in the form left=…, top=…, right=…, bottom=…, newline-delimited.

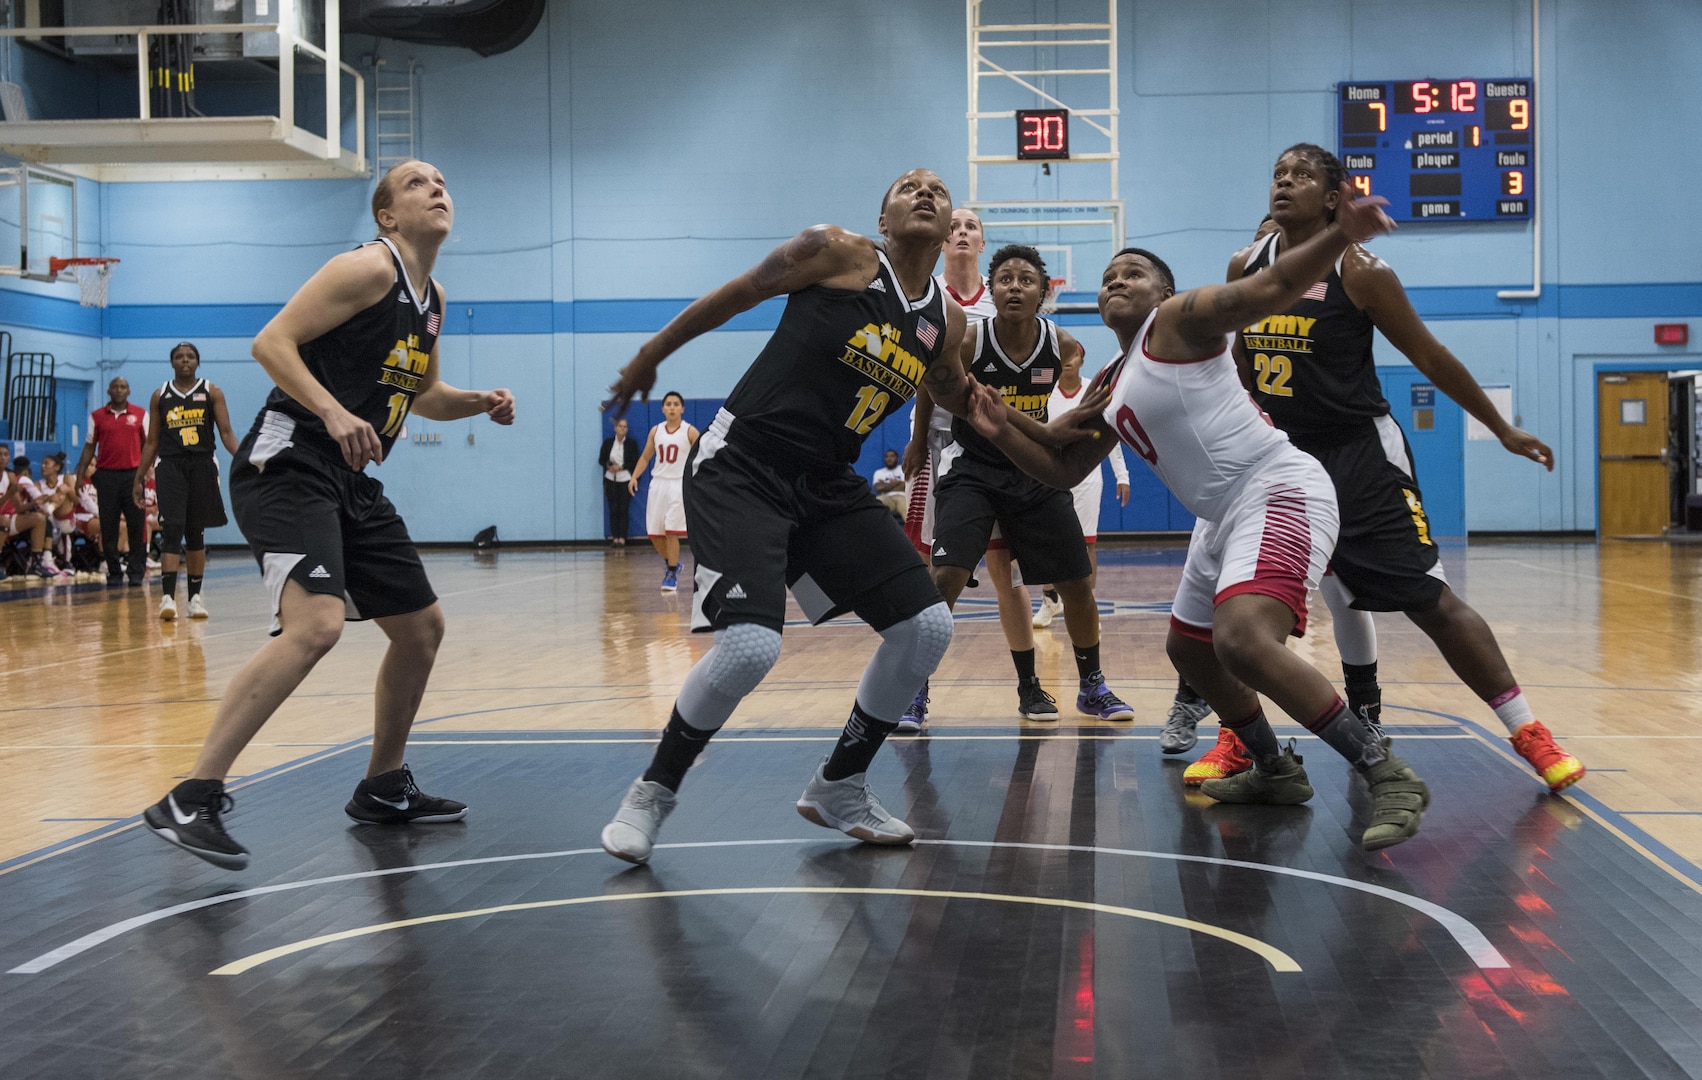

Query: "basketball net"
left=74, top=262, right=113, bottom=308
left=49, top=257, right=119, bottom=308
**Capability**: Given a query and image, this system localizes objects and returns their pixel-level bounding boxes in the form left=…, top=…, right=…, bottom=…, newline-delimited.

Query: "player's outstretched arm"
left=606, top=225, right=876, bottom=415
left=1346, top=256, right=1553, bottom=470
left=964, top=381, right=1115, bottom=489
left=131, top=388, right=163, bottom=506
left=209, top=385, right=241, bottom=456
left=255, top=245, right=398, bottom=469
left=1152, top=185, right=1394, bottom=358
left=412, top=290, right=516, bottom=425
left=628, top=426, right=659, bottom=495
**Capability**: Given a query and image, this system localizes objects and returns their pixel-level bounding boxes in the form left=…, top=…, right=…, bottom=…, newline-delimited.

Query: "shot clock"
left=1337, top=79, right=1534, bottom=222
left=1016, top=109, right=1070, bottom=161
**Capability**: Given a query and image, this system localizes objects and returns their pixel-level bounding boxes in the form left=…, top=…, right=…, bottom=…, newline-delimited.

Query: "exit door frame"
left=1592, top=357, right=1702, bottom=537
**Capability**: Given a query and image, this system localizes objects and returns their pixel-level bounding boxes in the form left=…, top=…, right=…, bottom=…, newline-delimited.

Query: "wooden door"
left=1598, top=371, right=1670, bottom=536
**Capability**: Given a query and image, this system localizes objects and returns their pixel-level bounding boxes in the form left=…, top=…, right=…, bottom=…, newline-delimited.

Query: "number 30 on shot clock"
left=1016, top=109, right=1070, bottom=161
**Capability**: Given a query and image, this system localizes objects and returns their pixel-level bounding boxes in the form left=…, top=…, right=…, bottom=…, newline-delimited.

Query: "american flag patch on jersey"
left=1034, top=367, right=1053, bottom=385
left=1303, top=281, right=1329, bottom=302
left=426, top=311, right=442, bottom=335
left=915, top=316, right=939, bottom=350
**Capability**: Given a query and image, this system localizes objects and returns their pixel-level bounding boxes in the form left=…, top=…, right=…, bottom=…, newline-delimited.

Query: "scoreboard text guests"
left=1337, top=79, right=1534, bottom=222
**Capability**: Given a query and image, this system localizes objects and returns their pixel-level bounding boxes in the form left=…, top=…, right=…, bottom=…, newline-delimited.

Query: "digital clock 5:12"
left=1337, top=79, right=1533, bottom=223
left=1016, top=109, right=1070, bottom=161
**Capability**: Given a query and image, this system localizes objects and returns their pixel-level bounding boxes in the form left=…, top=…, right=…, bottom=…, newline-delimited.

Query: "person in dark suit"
left=599, top=416, right=639, bottom=546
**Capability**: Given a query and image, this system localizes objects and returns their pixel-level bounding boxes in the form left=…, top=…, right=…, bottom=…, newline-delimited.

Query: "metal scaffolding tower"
left=966, top=0, right=1121, bottom=295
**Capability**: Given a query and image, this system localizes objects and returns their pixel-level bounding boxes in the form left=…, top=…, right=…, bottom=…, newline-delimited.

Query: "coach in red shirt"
left=75, top=376, right=148, bottom=585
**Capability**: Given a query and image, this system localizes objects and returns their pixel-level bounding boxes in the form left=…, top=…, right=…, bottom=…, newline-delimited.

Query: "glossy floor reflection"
left=2, top=541, right=1702, bottom=1078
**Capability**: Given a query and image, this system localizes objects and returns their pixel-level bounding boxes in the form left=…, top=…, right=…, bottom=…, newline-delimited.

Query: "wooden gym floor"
left=1, top=539, right=1700, bottom=1079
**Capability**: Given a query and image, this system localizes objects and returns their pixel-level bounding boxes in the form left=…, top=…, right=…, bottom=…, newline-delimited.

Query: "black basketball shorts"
left=154, top=453, right=228, bottom=533
left=1306, top=415, right=1447, bottom=612
left=931, top=451, right=1093, bottom=585
left=684, top=430, right=940, bottom=635
left=231, top=425, right=436, bottom=634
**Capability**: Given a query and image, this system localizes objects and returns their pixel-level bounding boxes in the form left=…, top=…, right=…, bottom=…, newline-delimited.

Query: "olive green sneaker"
left=1200, top=742, right=1314, bottom=805
left=1360, top=755, right=1431, bottom=851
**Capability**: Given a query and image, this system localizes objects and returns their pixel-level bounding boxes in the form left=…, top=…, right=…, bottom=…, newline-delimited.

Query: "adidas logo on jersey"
left=868, top=278, right=887, bottom=292
left=396, top=292, right=410, bottom=303
left=308, top=565, right=331, bottom=579
left=982, top=363, right=997, bottom=372
left=726, top=584, right=747, bottom=600
left=933, top=545, right=947, bottom=558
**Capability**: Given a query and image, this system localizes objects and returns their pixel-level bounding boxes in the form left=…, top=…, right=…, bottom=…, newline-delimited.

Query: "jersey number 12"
left=844, top=385, right=890, bottom=436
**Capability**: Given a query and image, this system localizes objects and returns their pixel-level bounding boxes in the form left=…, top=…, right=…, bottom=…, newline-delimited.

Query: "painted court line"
left=7, top=837, right=1505, bottom=975
left=209, top=887, right=1301, bottom=977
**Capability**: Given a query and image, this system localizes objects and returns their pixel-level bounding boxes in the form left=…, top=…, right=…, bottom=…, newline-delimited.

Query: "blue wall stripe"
left=0, top=289, right=102, bottom=336
left=11, top=282, right=1702, bottom=341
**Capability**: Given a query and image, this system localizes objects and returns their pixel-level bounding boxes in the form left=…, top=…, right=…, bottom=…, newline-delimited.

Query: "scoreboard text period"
left=1337, top=79, right=1533, bottom=223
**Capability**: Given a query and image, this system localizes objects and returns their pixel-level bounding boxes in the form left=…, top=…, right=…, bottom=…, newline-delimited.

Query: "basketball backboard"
left=0, top=164, right=78, bottom=280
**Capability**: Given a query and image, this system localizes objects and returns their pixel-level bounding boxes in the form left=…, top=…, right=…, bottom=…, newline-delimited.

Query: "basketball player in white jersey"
left=895, top=208, right=1043, bottom=731
left=628, top=390, right=698, bottom=592
left=963, top=185, right=1435, bottom=850
left=1030, top=345, right=1129, bottom=627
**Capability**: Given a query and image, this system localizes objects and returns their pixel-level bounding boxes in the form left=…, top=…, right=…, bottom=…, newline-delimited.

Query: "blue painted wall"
left=3, top=0, right=1699, bottom=542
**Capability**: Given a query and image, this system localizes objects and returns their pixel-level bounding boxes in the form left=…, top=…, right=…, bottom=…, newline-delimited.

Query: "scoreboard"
left=1337, top=79, right=1534, bottom=222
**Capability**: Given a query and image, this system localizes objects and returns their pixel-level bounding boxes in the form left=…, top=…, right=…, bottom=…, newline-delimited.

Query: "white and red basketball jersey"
left=651, top=421, right=694, bottom=480
left=1097, top=308, right=1290, bottom=522
left=1049, top=379, right=1128, bottom=486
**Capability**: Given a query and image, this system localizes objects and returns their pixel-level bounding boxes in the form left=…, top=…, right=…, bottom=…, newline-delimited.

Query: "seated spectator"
left=0, top=447, right=67, bottom=580
left=872, top=448, right=907, bottom=518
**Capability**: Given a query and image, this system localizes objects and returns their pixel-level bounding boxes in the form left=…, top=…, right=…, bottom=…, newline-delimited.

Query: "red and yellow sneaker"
left=1510, top=720, right=1585, bottom=793
left=1183, top=726, right=1252, bottom=786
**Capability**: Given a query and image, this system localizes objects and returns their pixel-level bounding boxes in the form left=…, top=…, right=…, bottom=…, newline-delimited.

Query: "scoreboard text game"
left=1337, top=79, right=1534, bottom=222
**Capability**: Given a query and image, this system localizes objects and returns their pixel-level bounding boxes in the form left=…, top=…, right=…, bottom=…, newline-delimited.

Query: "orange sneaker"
left=1183, top=726, right=1252, bottom=786
left=1510, top=720, right=1585, bottom=793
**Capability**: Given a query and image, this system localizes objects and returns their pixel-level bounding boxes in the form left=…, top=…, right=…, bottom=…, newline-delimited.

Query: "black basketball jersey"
left=257, top=238, right=442, bottom=466
left=1238, top=231, right=1390, bottom=450
left=157, top=378, right=214, bottom=457
left=721, top=249, right=949, bottom=471
left=953, top=316, right=1063, bottom=468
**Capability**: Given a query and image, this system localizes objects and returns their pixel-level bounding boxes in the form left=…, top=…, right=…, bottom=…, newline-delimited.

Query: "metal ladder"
left=374, top=59, right=418, bottom=172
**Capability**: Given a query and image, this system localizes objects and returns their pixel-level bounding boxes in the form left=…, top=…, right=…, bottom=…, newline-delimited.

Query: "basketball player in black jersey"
left=599, top=170, right=1082, bottom=864
left=142, top=161, right=517, bottom=869
left=921, top=245, right=1134, bottom=723
left=1220, top=143, right=1583, bottom=794
left=132, top=342, right=239, bottom=621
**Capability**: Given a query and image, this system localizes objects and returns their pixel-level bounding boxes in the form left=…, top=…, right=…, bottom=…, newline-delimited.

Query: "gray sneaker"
left=1200, top=743, right=1315, bottom=805
left=601, top=778, right=677, bottom=864
left=1159, top=698, right=1212, bottom=754
left=796, top=759, right=915, bottom=845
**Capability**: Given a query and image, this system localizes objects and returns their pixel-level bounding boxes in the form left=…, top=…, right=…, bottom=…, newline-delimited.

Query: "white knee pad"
left=891, top=601, right=954, bottom=681
left=704, top=622, right=783, bottom=699
left=1320, top=575, right=1377, bottom=666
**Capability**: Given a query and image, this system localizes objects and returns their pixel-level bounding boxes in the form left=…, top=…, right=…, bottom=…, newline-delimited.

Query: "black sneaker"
left=143, top=781, right=250, bottom=870
left=106, top=573, right=123, bottom=587
left=346, top=765, right=468, bottom=824
left=1017, top=676, right=1059, bottom=721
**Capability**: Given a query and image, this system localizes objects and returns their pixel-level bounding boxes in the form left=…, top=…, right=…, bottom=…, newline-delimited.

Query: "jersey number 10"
left=380, top=392, right=411, bottom=438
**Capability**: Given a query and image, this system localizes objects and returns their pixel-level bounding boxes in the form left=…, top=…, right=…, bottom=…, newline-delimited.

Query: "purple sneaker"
left=1077, top=677, right=1134, bottom=720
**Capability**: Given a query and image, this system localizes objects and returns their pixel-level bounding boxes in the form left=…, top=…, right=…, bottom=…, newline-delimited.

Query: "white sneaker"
left=187, top=594, right=209, bottom=619
left=145, top=556, right=161, bottom=570
left=158, top=594, right=177, bottom=621
left=1032, top=593, right=1063, bottom=629
left=796, top=759, right=915, bottom=845
left=601, top=778, right=677, bottom=864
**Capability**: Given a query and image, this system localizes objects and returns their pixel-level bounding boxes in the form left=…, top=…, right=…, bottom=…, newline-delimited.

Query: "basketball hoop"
left=49, top=257, right=120, bottom=308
